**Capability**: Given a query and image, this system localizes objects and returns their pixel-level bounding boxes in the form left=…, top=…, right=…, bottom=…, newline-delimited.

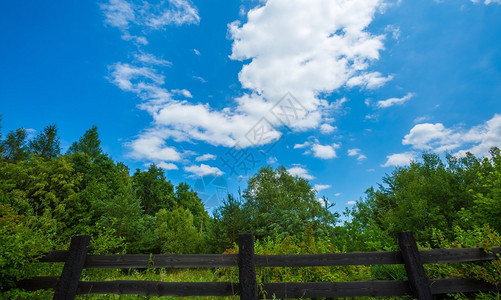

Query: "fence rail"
left=17, top=233, right=501, bottom=300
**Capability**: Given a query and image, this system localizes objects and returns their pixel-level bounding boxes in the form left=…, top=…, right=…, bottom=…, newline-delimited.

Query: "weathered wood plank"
left=39, top=250, right=68, bottom=263
left=420, top=247, right=501, bottom=264
left=429, top=278, right=501, bottom=294
left=260, top=281, right=412, bottom=298
left=84, top=254, right=238, bottom=269
left=75, top=281, right=239, bottom=296
left=38, top=247, right=499, bottom=268
left=255, top=252, right=403, bottom=267
left=53, top=235, right=91, bottom=300
left=16, top=278, right=501, bottom=297
left=17, top=276, right=59, bottom=291
left=398, top=232, right=433, bottom=300
left=239, top=233, right=258, bottom=300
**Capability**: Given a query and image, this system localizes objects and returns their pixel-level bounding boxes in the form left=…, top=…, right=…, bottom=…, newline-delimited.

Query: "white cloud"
left=346, top=72, right=393, bottom=90
left=413, top=116, right=429, bottom=123
left=335, top=192, right=342, bottom=197
left=402, top=114, right=501, bottom=156
left=294, top=139, right=340, bottom=159
left=100, top=0, right=200, bottom=44
left=193, top=49, right=201, bottom=55
left=128, top=131, right=182, bottom=162
left=384, top=24, right=401, bottom=40
left=471, top=0, right=501, bottom=4
left=312, top=143, right=339, bottom=159
left=317, top=198, right=330, bottom=205
left=192, top=75, right=207, bottom=83
left=313, top=184, right=331, bottom=192
left=157, top=162, right=179, bottom=170
left=184, top=164, right=224, bottom=177
left=377, top=92, right=414, bottom=108
left=134, top=53, right=171, bottom=66
left=266, top=156, right=278, bottom=164
left=101, top=0, right=135, bottom=29
left=348, top=148, right=367, bottom=161
left=287, top=166, right=315, bottom=180
left=171, top=89, right=193, bottom=98
left=195, top=153, right=217, bottom=162
left=346, top=200, right=356, bottom=205
left=320, top=124, right=337, bottom=134
left=107, top=0, right=393, bottom=167
left=382, top=151, right=416, bottom=167
left=229, top=0, right=389, bottom=125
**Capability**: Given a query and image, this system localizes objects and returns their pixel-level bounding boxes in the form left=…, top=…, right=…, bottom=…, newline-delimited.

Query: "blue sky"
left=1, top=0, right=500, bottom=215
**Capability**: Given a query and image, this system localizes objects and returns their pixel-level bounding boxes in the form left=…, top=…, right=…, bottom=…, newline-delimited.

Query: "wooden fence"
left=17, top=232, right=500, bottom=300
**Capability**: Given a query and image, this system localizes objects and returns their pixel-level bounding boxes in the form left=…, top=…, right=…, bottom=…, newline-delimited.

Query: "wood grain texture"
left=398, top=232, right=433, bottom=300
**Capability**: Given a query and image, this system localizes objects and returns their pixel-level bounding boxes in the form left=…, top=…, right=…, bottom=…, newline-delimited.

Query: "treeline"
left=1, top=121, right=500, bottom=295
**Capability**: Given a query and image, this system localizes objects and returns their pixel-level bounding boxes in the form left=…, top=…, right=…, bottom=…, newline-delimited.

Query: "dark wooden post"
left=53, top=235, right=91, bottom=300
left=238, top=233, right=257, bottom=300
left=397, top=232, right=433, bottom=300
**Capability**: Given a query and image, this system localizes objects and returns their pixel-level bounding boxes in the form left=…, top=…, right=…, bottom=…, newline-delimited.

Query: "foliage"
left=132, top=164, right=176, bottom=215
left=219, top=228, right=372, bottom=285
left=0, top=203, right=51, bottom=290
left=207, top=193, right=250, bottom=252
left=29, top=124, right=61, bottom=160
left=342, top=150, right=501, bottom=249
left=242, top=166, right=339, bottom=240
left=67, top=125, right=102, bottom=159
left=156, top=207, right=202, bottom=254
left=1, top=128, right=29, bottom=162
left=426, top=225, right=501, bottom=285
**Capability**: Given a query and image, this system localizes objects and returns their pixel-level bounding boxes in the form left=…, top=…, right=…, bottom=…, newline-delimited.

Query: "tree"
left=156, top=207, right=201, bottom=254
left=343, top=151, right=499, bottom=249
left=208, top=193, right=250, bottom=252
left=132, top=164, right=175, bottom=215
left=242, top=166, right=338, bottom=239
left=67, top=126, right=102, bottom=158
left=175, top=182, right=208, bottom=231
left=29, top=124, right=61, bottom=159
left=1, top=128, right=29, bottom=162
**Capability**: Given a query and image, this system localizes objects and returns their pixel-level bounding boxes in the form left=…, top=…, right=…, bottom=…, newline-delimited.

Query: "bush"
left=0, top=202, right=51, bottom=290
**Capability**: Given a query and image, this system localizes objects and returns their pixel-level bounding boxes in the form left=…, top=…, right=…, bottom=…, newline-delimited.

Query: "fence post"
left=238, top=233, right=257, bottom=300
left=53, top=235, right=91, bottom=300
left=397, top=232, right=433, bottom=300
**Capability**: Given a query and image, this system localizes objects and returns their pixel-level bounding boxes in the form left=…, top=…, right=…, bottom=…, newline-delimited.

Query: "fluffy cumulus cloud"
left=313, top=184, right=331, bottom=192
left=128, top=131, right=182, bottom=162
left=382, top=151, right=416, bottom=167
left=184, top=164, right=224, bottom=177
left=320, top=124, right=337, bottom=134
left=103, top=0, right=392, bottom=167
left=312, top=143, right=339, bottom=159
left=377, top=92, right=414, bottom=108
left=402, top=114, right=501, bottom=156
left=295, top=140, right=340, bottom=159
left=157, top=162, right=179, bottom=170
left=287, top=166, right=315, bottom=180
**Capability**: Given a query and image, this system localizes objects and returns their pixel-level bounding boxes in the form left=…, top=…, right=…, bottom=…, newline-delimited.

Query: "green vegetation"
left=1, top=122, right=500, bottom=299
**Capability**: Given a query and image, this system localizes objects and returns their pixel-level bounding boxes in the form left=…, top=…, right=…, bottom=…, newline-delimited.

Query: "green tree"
left=156, top=207, right=201, bottom=254
left=29, top=124, right=61, bottom=159
left=243, top=166, right=338, bottom=239
left=343, top=151, right=500, bottom=249
left=175, top=182, right=208, bottom=232
left=1, top=128, right=29, bottom=162
left=208, top=193, right=250, bottom=252
left=132, top=164, right=176, bottom=215
left=67, top=126, right=102, bottom=159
